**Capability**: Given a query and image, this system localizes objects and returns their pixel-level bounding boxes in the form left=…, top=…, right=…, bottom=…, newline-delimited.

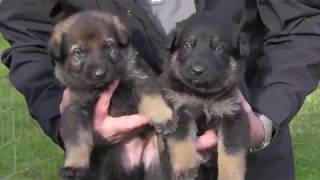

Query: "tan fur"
left=112, top=16, right=127, bottom=33
left=54, top=64, right=65, bottom=85
left=64, top=127, right=93, bottom=168
left=139, top=95, right=173, bottom=124
left=167, top=138, right=200, bottom=174
left=206, top=92, right=240, bottom=118
left=49, top=14, right=80, bottom=47
left=64, top=144, right=92, bottom=168
left=217, top=137, right=246, bottom=180
left=224, top=56, right=239, bottom=86
left=164, top=88, right=240, bottom=120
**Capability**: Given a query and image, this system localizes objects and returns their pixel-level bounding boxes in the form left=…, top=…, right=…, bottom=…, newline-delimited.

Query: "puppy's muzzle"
left=94, top=68, right=107, bottom=79
left=85, top=64, right=108, bottom=82
left=190, top=65, right=206, bottom=76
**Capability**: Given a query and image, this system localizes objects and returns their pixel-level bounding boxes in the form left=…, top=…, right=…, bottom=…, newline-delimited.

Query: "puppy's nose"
left=94, top=68, right=106, bottom=78
left=191, top=65, right=205, bottom=76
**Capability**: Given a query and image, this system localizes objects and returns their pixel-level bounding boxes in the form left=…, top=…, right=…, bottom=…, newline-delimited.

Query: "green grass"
left=291, top=89, right=320, bottom=180
left=0, top=35, right=63, bottom=180
left=0, top=35, right=319, bottom=179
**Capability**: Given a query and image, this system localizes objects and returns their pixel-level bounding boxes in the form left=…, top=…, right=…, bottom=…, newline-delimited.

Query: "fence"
left=0, top=64, right=63, bottom=180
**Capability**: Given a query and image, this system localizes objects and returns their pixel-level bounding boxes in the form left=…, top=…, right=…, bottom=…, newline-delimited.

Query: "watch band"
left=249, top=113, right=273, bottom=153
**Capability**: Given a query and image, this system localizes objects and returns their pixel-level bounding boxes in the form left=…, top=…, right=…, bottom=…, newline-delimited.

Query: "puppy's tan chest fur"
left=164, top=89, right=241, bottom=121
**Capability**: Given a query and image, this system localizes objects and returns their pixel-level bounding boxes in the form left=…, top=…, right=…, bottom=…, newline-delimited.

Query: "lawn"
left=0, top=34, right=319, bottom=180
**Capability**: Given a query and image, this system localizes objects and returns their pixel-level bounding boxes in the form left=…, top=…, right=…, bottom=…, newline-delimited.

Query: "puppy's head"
left=49, top=11, right=132, bottom=89
left=166, top=12, right=249, bottom=95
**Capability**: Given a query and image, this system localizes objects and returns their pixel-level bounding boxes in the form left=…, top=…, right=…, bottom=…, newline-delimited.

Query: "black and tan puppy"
left=161, top=12, right=252, bottom=180
left=48, top=11, right=173, bottom=180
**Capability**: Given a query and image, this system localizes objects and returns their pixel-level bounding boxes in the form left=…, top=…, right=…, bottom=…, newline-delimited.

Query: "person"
left=0, top=0, right=319, bottom=179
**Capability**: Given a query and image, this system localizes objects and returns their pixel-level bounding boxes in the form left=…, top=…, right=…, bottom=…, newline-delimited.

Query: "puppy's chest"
left=109, top=81, right=140, bottom=116
left=164, top=90, right=241, bottom=122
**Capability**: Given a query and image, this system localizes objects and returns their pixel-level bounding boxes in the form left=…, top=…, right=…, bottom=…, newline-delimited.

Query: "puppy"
left=160, top=12, right=252, bottom=180
left=48, top=11, right=173, bottom=180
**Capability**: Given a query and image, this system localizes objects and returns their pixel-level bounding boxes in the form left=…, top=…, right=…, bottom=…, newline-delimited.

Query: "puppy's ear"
left=48, top=14, right=78, bottom=62
left=48, top=28, right=65, bottom=62
left=166, top=22, right=184, bottom=52
left=236, top=32, right=251, bottom=58
left=112, top=16, right=130, bottom=46
left=233, top=0, right=257, bottom=58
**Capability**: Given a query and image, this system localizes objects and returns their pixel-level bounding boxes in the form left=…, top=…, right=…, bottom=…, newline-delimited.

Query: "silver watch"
left=249, top=113, right=274, bottom=153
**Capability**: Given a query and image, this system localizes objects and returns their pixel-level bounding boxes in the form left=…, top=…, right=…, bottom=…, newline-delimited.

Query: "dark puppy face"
left=167, top=13, right=248, bottom=95
left=49, top=11, right=131, bottom=89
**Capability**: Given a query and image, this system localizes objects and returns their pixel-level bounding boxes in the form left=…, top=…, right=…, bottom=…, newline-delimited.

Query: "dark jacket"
left=1, top=0, right=320, bottom=179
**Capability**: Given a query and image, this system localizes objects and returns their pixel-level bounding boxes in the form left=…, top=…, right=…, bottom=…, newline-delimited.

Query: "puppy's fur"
left=160, top=12, right=252, bottom=180
left=49, top=11, right=173, bottom=180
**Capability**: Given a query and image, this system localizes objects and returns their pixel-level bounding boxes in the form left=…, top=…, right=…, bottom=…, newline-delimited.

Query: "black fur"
left=161, top=12, right=251, bottom=180
left=49, top=11, right=169, bottom=180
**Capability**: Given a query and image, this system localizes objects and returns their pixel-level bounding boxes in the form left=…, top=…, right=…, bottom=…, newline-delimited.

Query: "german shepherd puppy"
left=48, top=11, right=173, bottom=180
left=160, top=12, right=252, bottom=180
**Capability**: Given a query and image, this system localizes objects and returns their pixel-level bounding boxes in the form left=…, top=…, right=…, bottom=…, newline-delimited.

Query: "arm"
left=250, top=0, right=320, bottom=132
left=197, top=0, right=320, bottom=152
left=0, top=0, right=63, bottom=145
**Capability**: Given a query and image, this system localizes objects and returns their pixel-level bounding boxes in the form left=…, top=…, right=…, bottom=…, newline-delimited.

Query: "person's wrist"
left=249, top=113, right=273, bottom=153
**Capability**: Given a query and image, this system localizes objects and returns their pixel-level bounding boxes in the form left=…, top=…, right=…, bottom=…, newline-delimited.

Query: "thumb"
left=197, top=130, right=218, bottom=151
left=107, top=114, right=149, bottom=134
left=95, top=81, right=119, bottom=121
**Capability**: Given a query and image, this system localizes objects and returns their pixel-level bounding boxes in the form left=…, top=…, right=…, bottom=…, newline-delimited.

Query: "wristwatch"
left=249, top=113, right=274, bottom=153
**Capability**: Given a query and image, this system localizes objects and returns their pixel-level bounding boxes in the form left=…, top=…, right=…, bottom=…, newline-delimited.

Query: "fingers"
left=94, top=114, right=149, bottom=142
left=60, top=89, right=71, bottom=113
left=239, top=92, right=252, bottom=113
left=114, top=115, right=149, bottom=133
left=94, top=81, right=119, bottom=122
left=196, top=130, right=218, bottom=151
left=107, top=114, right=149, bottom=133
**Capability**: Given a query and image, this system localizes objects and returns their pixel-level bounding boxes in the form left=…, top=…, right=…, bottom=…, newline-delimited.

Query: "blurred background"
left=0, top=33, right=319, bottom=180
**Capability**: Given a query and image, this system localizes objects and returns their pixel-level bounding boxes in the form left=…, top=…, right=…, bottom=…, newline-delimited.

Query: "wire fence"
left=0, top=65, right=63, bottom=180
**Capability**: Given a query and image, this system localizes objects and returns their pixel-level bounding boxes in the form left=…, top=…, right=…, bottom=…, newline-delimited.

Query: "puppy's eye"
left=104, top=39, right=116, bottom=50
left=73, top=48, right=87, bottom=57
left=184, top=42, right=192, bottom=50
left=214, top=45, right=224, bottom=54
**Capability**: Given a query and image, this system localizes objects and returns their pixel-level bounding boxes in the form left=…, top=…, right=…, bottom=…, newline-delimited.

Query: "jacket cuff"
left=250, top=84, right=299, bottom=138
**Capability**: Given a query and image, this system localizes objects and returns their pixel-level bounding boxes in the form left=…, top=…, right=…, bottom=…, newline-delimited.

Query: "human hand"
left=195, top=92, right=265, bottom=157
left=59, top=88, right=71, bottom=114
left=59, top=81, right=150, bottom=145
left=93, top=81, right=149, bottom=144
left=239, top=93, right=265, bottom=147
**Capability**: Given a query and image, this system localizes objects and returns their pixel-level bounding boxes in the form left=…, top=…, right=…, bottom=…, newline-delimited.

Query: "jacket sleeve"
left=250, top=0, right=320, bottom=130
left=0, top=0, right=63, bottom=146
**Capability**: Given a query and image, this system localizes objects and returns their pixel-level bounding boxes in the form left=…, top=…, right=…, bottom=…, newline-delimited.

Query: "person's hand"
left=59, top=81, right=150, bottom=145
left=196, top=92, right=266, bottom=157
left=59, top=88, right=71, bottom=114
left=239, top=93, right=265, bottom=147
left=93, top=81, right=149, bottom=144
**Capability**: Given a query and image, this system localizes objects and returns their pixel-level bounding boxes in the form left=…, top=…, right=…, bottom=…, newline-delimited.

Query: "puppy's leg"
left=60, top=105, right=93, bottom=179
left=217, top=111, right=250, bottom=180
left=166, top=106, right=202, bottom=180
left=143, top=134, right=171, bottom=180
left=139, top=94, right=176, bottom=134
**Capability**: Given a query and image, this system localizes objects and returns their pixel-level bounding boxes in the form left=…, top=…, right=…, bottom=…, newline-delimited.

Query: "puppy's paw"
left=173, top=167, right=198, bottom=180
left=60, top=167, right=87, bottom=180
left=152, top=119, right=177, bottom=135
left=169, top=140, right=201, bottom=180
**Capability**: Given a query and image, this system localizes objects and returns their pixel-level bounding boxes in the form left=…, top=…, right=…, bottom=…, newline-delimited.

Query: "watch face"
left=148, top=0, right=165, bottom=5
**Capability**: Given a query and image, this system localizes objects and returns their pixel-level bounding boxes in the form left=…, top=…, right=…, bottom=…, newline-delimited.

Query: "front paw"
left=60, top=167, right=87, bottom=180
left=152, top=119, right=177, bottom=135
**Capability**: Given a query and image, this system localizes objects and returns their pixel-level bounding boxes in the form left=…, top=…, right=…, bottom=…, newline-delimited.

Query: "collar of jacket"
left=111, top=0, right=205, bottom=30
